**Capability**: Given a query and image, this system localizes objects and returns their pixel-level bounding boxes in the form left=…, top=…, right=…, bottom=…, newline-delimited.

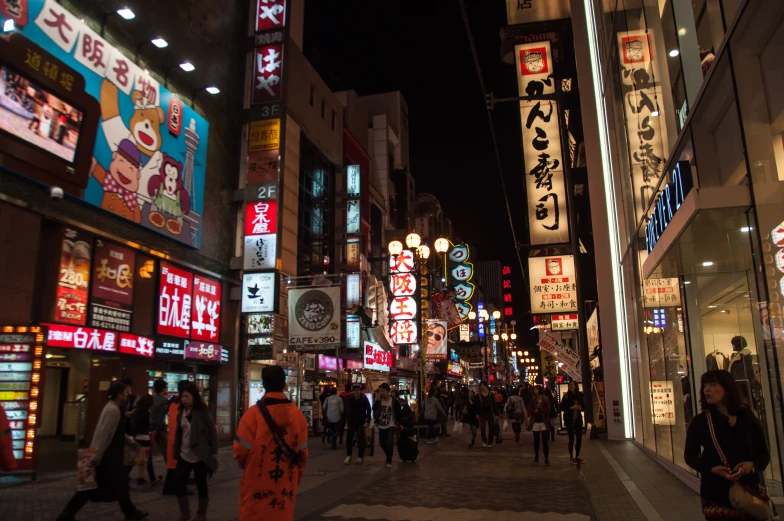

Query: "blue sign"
left=645, top=161, right=693, bottom=253
left=6, top=0, right=210, bottom=248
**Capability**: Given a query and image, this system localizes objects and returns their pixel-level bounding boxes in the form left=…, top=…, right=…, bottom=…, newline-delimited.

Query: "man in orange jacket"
left=234, top=366, right=308, bottom=521
left=0, top=404, right=18, bottom=471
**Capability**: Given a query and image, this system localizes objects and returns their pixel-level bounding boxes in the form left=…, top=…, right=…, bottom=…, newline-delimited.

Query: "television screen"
left=0, top=64, right=84, bottom=163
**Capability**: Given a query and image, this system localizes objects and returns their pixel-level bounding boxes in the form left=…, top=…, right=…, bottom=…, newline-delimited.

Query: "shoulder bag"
left=257, top=399, right=301, bottom=466
left=705, top=410, right=773, bottom=521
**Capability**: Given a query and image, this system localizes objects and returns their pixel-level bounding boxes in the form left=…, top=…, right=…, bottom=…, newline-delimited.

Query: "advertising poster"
left=288, top=287, right=341, bottom=348
left=55, top=227, right=92, bottom=325
left=424, top=319, right=448, bottom=360
left=12, top=0, right=210, bottom=247
left=529, top=255, right=578, bottom=313
left=643, top=278, right=681, bottom=308
left=363, top=342, right=392, bottom=372
left=157, top=263, right=193, bottom=339
left=651, top=380, right=675, bottom=425
left=538, top=332, right=581, bottom=382
left=90, top=240, right=133, bottom=332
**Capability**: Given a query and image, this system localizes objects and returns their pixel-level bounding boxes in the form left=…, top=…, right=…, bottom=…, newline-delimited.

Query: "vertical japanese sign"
left=515, top=41, right=569, bottom=245
left=651, top=380, right=675, bottom=425
left=617, top=30, right=670, bottom=222
left=502, top=265, right=513, bottom=317
left=90, top=240, right=134, bottom=332
left=256, top=0, right=286, bottom=32
left=55, top=228, right=92, bottom=325
left=157, top=263, right=193, bottom=339
left=346, top=165, right=361, bottom=235
left=15, top=0, right=210, bottom=247
left=251, top=43, right=283, bottom=105
left=191, top=275, right=222, bottom=342
left=529, top=255, right=577, bottom=313
left=446, top=242, right=475, bottom=321
left=245, top=201, right=278, bottom=236
left=389, top=250, right=419, bottom=345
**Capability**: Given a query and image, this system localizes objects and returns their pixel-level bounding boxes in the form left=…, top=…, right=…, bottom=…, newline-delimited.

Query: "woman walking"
left=56, top=382, right=148, bottom=521
left=424, top=387, right=445, bottom=444
left=527, top=385, right=551, bottom=465
left=462, top=389, right=481, bottom=448
left=544, top=387, right=559, bottom=442
left=173, top=385, right=219, bottom=521
left=684, top=370, right=770, bottom=520
left=131, top=394, right=160, bottom=485
left=504, top=388, right=526, bottom=443
left=477, top=382, right=496, bottom=448
left=560, top=381, right=585, bottom=464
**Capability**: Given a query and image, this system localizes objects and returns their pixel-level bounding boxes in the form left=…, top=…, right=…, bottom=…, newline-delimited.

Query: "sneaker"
left=482, top=443, right=487, bottom=448
left=356, top=457, right=364, bottom=464
left=344, top=456, right=352, bottom=464
left=427, top=439, right=436, bottom=444
left=385, top=463, right=392, bottom=468
left=545, top=459, right=550, bottom=466
left=576, top=457, right=585, bottom=464
left=488, top=444, right=493, bottom=448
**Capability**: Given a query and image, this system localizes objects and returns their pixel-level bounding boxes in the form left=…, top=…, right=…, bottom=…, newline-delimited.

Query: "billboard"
left=10, top=0, right=210, bottom=247
left=288, top=287, right=341, bottom=348
left=529, top=255, right=577, bottom=313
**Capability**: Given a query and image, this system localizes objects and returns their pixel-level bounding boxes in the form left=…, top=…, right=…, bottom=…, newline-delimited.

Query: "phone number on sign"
left=289, top=336, right=338, bottom=345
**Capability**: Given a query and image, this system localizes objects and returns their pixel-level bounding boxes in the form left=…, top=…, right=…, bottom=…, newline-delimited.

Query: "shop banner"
left=363, top=342, right=392, bottom=372
left=157, top=263, right=193, bottom=339
left=587, top=308, right=600, bottom=350
left=44, top=323, right=117, bottom=351
left=184, top=341, right=222, bottom=363
left=241, top=272, right=276, bottom=313
left=651, top=380, right=675, bottom=425
left=118, top=333, right=154, bottom=358
left=541, top=350, right=557, bottom=378
left=191, top=274, right=221, bottom=342
left=243, top=234, right=277, bottom=270
left=55, top=228, right=92, bottom=325
left=91, top=240, right=134, bottom=305
left=288, top=287, right=341, bottom=347
left=538, top=332, right=581, bottom=382
left=529, top=255, right=577, bottom=313
left=424, top=320, right=448, bottom=360
left=551, top=313, right=578, bottom=331
left=431, top=293, right=462, bottom=330
left=643, top=278, right=681, bottom=308
left=12, top=0, right=210, bottom=247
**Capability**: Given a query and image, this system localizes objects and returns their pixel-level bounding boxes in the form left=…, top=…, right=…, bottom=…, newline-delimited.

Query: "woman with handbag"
left=173, top=385, right=219, bottom=521
left=684, top=370, right=771, bottom=520
left=559, top=381, right=585, bottom=464
left=526, top=385, right=551, bottom=465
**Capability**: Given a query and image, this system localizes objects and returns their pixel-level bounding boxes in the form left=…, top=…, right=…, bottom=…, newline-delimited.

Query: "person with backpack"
left=234, top=366, right=309, bottom=521
left=505, top=388, right=527, bottom=443
left=560, top=381, right=586, bottom=464
left=343, top=384, right=371, bottom=464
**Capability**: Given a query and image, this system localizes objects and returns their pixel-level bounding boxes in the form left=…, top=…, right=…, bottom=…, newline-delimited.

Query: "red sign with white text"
left=252, top=44, right=283, bottom=105
left=184, top=341, right=222, bottom=362
left=245, top=201, right=278, bottom=236
left=364, top=342, right=392, bottom=372
left=157, top=263, right=193, bottom=339
left=256, top=0, right=286, bottom=32
left=44, top=324, right=118, bottom=352
left=191, top=275, right=222, bottom=342
left=118, top=334, right=155, bottom=358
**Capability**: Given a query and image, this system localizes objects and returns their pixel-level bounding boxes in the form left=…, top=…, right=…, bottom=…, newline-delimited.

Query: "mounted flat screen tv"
left=0, top=63, right=84, bottom=164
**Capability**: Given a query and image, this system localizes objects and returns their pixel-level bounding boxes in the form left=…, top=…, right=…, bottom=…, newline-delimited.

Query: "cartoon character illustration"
left=90, top=138, right=143, bottom=223
left=147, top=154, right=190, bottom=235
left=99, top=79, right=165, bottom=210
left=523, top=51, right=545, bottom=73
left=625, top=38, right=645, bottom=62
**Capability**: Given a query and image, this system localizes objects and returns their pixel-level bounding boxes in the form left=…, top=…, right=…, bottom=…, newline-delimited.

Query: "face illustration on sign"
left=621, top=35, right=651, bottom=64
left=425, top=321, right=447, bottom=357
left=546, top=258, right=563, bottom=276
left=521, top=49, right=547, bottom=74
left=295, top=290, right=334, bottom=332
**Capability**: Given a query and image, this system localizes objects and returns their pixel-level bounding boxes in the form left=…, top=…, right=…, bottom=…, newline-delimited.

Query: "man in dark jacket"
left=343, top=384, right=371, bottom=464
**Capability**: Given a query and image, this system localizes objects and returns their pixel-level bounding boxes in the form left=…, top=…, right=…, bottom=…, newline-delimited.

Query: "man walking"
left=344, top=384, right=371, bottom=464
left=373, top=383, right=400, bottom=467
left=234, top=366, right=308, bottom=521
left=149, top=379, right=168, bottom=468
left=323, top=387, right=344, bottom=450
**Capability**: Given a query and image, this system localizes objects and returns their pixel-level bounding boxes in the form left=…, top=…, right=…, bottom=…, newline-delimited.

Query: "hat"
left=117, top=139, right=142, bottom=168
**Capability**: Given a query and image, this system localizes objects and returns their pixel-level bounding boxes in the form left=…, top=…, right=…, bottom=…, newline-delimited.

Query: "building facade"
left=571, top=0, right=784, bottom=499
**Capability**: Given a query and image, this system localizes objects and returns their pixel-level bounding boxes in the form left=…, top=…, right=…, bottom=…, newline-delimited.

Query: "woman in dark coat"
left=56, top=382, right=148, bottom=521
left=173, top=385, right=218, bottom=521
left=684, top=370, right=770, bottom=520
left=527, top=385, right=551, bottom=465
left=462, top=389, right=481, bottom=448
left=559, top=381, right=585, bottom=464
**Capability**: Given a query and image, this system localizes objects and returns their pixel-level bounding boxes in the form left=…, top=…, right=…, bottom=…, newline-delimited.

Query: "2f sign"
left=256, top=183, right=277, bottom=200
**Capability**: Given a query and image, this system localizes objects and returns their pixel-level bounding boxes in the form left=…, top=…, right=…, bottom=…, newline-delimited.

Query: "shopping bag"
left=503, top=419, right=509, bottom=431
left=76, top=448, right=97, bottom=491
left=453, top=421, right=463, bottom=433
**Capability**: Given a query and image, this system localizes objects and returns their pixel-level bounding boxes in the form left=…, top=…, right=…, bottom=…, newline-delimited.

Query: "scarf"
left=103, top=174, right=137, bottom=211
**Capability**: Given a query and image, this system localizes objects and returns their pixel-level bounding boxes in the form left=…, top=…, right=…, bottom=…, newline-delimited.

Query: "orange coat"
left=0, top=405, right=18, bottom=471
left=233, top=393, right=309, bottom=521
left=166, top=400, right=179, bottom=470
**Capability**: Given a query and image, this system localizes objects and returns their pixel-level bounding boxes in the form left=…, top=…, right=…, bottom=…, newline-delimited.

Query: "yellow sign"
left=249, top=119, right=281, bottom=151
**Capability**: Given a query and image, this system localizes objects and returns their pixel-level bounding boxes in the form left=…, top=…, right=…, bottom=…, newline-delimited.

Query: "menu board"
left=0, top=326, right=46, bottom=470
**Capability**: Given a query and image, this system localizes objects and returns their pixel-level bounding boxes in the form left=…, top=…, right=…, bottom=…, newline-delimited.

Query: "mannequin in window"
left=729, top=336, right=755, bottom=382
left=705, top=349, right=728, bottom=371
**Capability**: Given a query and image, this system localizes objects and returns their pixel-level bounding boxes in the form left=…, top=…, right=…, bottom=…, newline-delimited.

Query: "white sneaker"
left=385, top=463, right=392, bottom=468
left=344, top=456, right=352, bottom=464
left=356, top=458, right=364, bottom=464
left=482, top=443, right=487, bottom=447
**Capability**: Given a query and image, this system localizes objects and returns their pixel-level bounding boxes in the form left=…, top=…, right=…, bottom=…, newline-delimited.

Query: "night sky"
left=303, top=1, right=533, bottom=328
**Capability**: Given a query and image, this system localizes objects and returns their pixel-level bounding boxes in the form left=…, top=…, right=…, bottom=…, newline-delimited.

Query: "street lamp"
left=524, top=350, right=529, bottom=356
left=501, top=332, right=508, bottom=341
left=388, top=240, right=403, bottom=256
left=492, top=310, right=501, bottom=320
left=493, top=334, right=499, bottom=341
left=434, top=238, right=449, bottom=253
left=405, top=233, right=421, bottom=249
left=480, top=309, right=489, bottom=319
left=417, top=245, right=430, bottom=260
left=468, top=311, right=476, bottom=320
left=511, top=333, right=517, bottom=340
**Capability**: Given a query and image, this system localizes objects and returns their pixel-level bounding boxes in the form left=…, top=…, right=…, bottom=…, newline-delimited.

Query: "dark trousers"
left=427, top=419, right=438, bottom=440
left=511, top=419, right=522, bottom=440
left=479, top=413, right=494, bottom=444
left=533, top=429, right=550, bottom=459
left=174, top=460, right=209, bottom=499
left=378, top=427, right=394, bottom=463
left=346, top=424, right=366, bottom=458
left=62, top=489, right=136, bottom=517
left=328, top=421, right=340, bottom=448
left=566, top=423, right=582, bottom=458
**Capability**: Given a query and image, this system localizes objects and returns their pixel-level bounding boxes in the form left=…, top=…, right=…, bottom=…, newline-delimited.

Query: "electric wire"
left=458, top=0, right=530, bottom=300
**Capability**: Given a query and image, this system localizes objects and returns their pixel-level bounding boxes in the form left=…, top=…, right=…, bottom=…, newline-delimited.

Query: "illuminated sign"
left=502, top=265, right=513, bottom=317
left=248, top=118, right=281, bottom=152
left=157, top=263, right=193, bottom=339
left=643, top=278, right=682, bottom=308
left=446, top=241, right=474, bottom=321
left=346, top=315, right=361, bottom=349
left=245, top=201, right=278, bottom=236
left=389, top=253, right=419, bottom=345
left=184, top=341, right=222, bottom=363
left=90, top=240, right=134, bottom=332
left=153, top=339, right=185, bottom=359
left=514, top=41, right=555, bottom=97
left=256, top=0, right=286, bottom=32
left=529, top=255, right=577, bottom=313
left=252, top=44, right=283, bottom=105
left=191, top=275, right=222, bottom=342
left=644, top=162, right=693, bottom=253
left=55, top=228, right=91, bottom=325
left=44, top=323, right=117, bottom=351
left=651, top=380, right=675, bottom=425
left=346, top=164, right=361, bottom=235
left=364, top=342, right=392, bottom=372
left=551, top=314, right=578, bottom=331
left=425, top=320, right=448, bottom=360
left=241, top=272, right=276, bottom=313
left=118, top=333, right=154, bottom=358
left=346, top=273, right=361, bottom=309
left=287, top=287, right=341, bottom=348
left=244, top=233, right=277, bottom=270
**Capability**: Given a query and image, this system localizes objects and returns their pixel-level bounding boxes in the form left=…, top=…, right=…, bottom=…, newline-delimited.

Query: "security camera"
left=50, top=186, right=64, bottom=201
